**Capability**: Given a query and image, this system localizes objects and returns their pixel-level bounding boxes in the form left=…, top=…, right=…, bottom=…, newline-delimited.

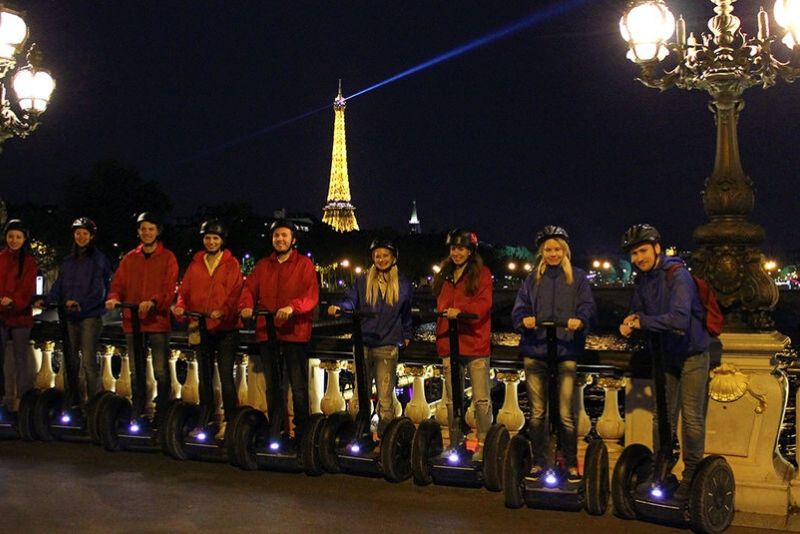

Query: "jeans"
left=66, top=317, right=103, bottom=407
left=125, top=332, right=170, bottom=423
left=258, top=341, right=309, bottom=439
left=196, top=330, right=239, bottom=424
left=653, top=351, right=710, bottom=481
left=1, top=327, right=34, bottom=409
left=350, top=345, right=399, bottom=437
left=442, top=356, right=493, bottom=444
left=524, top=357, right=578, bottom=469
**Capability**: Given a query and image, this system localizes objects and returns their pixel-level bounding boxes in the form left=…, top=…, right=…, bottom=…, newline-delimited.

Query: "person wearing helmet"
left=432, top=229, right=493, bottom=461
left=619, top=224, right=711, bottom=500
left=105, top=213, right=178, bottom=425
left=327, top=238, right=413, bottom=436
left=511, top=225, right=596, bottom=483
left=0, top=220, right=38, bottom=411
left=174, top=220, right=243, bottom=440
left=240, top=219, right=319, bottom=441
left=47, top=217, right=112, bottom=407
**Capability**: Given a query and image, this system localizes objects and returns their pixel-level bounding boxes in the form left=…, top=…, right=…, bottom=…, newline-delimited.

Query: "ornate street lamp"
left=619, top=0, right=800, bottom=330
left=0, top=5, right=55, bottom=152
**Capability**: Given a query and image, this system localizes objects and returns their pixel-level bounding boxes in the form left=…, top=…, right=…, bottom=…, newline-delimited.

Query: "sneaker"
left=567, top=467, right=582, bottom=484
left=188, top=426, right=205, bottom=439
left=215, top=421, right=227, bottom=441
left=472, top=445, right=484, bottom=463
left=528, top=465, right=544, bottom=480
left=674, top=479, right=691, bottom=502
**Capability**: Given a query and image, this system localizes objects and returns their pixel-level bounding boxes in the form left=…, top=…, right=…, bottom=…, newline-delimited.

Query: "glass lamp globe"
left=620, top=0, right=675, bottom=63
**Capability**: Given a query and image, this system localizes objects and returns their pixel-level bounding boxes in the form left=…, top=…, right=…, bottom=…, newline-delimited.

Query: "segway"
left=611, top=333, right=734, bottom=533
left=162, top=311, right=236, bottom=462
left=229, top=309, right=325, bottom=475
left=410, top=311, right=508, bottom=490
left=97, top=303, right=168, bottom=452
left=503, top=320, right=609, bottom=515
left=0, top=313, right=42, bottom=440
left=318, top=308, right=415, bottom=482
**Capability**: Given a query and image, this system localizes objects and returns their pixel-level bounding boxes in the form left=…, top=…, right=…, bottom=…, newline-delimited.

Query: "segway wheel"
left=86, top=390, right=114, bottom=446
left=301, top=413, right=326, bottom=476
left=611, top=443, right=653, bottom=519
left=224, top=406, right=253, bottom=468
left=318, top=411, right=354, bottom=474
left=483, top=424, right=510, bottom=492
left=232, top=408, right=268, bottom=471
left=33, top=388, right=65, bottom=442
left=689, top=455, right=735, bottom=534
left=380, top=416, right=415, bottom=483
left=583, top=439, right=610, bottom=516
left=18, top=389, right=41, bottom=441
left=164, top=402, right=200, bottom=461
left=100, top=395, right=132, bottom=452
left=502, top=434, right=531, bottom=509
left=411, top=419, right=442, bottom=486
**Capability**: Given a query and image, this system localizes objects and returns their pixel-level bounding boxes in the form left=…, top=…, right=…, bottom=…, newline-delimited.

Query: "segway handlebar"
left=114, top=302, right=140, bottom=311
left=252, top=308, right=275, bottom=317
left=337, top=309, right=378, bottom=319
left=183, top=310, right=209, bottom=320
left=436, top=310, right=479, bottom=320
left=537, top=320, right=569, bottom=329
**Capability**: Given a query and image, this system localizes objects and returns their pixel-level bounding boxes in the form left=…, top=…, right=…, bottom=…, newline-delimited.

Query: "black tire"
left=100, top=395, right=132, bottom=452
left=611, top=443, right=653, bottom=519
left=502, top=434, right=532, bottom=509
left=483, top=424, right=510, bottom=492
left=87, top=391, right=114, bottom=446
left=584, top=439, right=610, bottom=516
left=18, top=389, right=41, bottom=441
left=33, top=389, right=64, bottom=442
left=160, top=401, right=180, bottom=455
left=232, top=408, right=268, bottom=471
left=411, top=419, right=442, bottom=486
left=164, top=402, right=200, bottom=461
left=380, top=417, right=415, bottom=483
left=689, top=455, right=735, bottom=534
left=318, top=411, right=354, bottom=474
left=300, top=413, right=326, bottom=477
left=223, top=406, right=251, bottom=467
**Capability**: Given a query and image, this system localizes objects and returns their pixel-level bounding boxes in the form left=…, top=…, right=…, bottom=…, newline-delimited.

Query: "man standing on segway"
left=618, top=224, right=711, bottom=500
left=105, top=212, right=178, bottom=428
left=240, top=219, right=318, bottom=443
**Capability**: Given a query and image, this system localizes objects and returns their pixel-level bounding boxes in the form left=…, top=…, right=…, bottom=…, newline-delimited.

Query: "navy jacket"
left=630, top=255, right=710, bottom=362
left=337, top=272, right=413, bottom=348
left=512, top=265, right=596, bottom=360
left=48, top=247, right=112, bottom=321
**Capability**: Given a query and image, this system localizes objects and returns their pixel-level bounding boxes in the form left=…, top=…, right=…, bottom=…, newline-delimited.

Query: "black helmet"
left=535, top=225, right=569, bottom=247
left=72, top=217, right=97, bottom=236
left=621, top=224, right=661, bottom=252
left=4, top=219, right=29, bottom=239
left=136, top=212, right=161, bottom=228
left=200, top=219, right=227, bottom=239
left=269, top=219, right=297, bottom=237
left=369, top=238, right=398, bottom=258
left=446, top=229, right=478, bottom=252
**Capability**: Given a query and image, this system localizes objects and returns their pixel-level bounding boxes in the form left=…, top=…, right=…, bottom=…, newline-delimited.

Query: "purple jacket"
left=48, top=247, right=112, bottom=321
left=338, top=273, right=413, bottom=348
left=630, top=255, right=710, bottom=361
left=512, top=266, right=596, bottom=361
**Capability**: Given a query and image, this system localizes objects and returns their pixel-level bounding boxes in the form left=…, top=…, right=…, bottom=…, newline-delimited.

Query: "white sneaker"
left=215, top=422, right=227, bottom=441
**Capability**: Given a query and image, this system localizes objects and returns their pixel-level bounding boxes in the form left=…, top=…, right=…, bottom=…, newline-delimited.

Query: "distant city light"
left=507, top=262, right=517, bottom=271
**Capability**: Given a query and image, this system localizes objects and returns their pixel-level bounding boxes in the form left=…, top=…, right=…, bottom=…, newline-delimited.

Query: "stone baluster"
left=181, top=351, right=200, bottom=405
left=596, top=376, right=626, bottom=455
left=432, top=366, right=449, bottom=428
left=319, top=359, right=346, bottom=415
left=236, top=354, right=249, bottom=406
left=30, top=340, right=41, bottom=375
left=401, top=364, right=431, bottom=424
left=496, top=369, right=525, bottom=433
left=100, top=344, right=116, bottom=393
left=308, top=357, right=324, bottom=414
left=245, top=354, right=268, bottom=413
left=116, top=349, right=132, bottom=400
left=169, top=349, right=182, bottom=400
left=34, top=341, right=56, bottom=390
left=212, top=360, right=224, bottom=423
left=145, top=347, right=157, bottom=417
left=574, top=373, right=593, bottom=439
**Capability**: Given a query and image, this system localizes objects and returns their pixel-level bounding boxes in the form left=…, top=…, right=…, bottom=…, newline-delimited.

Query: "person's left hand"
left=445, top=308, right=461, bottom=320
left=276, top=306, right=294, bottom=320
left=0, top=297, right=12, bottom=308
left=209, top=310, right=223, bottom=320
left=139, top=300, right=155, bottom=315
left=567, top=318, right=583, bottom=331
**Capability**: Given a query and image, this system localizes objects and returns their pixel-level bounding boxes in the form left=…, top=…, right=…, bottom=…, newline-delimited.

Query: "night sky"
left=1, top=1, right=798, bottom=260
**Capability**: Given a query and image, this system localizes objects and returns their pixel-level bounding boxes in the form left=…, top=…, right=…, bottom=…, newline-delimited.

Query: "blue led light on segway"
left=197, top=432, right=207, bottom=442
left=269, top=441, right=280, bottom=451
left=129, top=423, right=140, bottom=433
left=60, top=413, right=71, bottom=424
left=447, top=450, right=460, bottom=464
left=650, top=486, right=664, bottom=499
left=544, top=471, right=558, bottom=486
left=350, top=443, right=361, bottom=453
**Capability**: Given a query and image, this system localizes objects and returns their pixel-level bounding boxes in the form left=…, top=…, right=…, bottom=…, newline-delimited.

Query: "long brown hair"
left=432, top=253, right=484, bottom=297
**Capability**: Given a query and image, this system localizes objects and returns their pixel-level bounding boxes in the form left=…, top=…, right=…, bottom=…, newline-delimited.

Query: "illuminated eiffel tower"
left=322, top=80, right=359, bottom=232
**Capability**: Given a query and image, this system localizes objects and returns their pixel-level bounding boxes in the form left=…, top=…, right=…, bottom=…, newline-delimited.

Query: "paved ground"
left=0, top=440, right=772, bottom=534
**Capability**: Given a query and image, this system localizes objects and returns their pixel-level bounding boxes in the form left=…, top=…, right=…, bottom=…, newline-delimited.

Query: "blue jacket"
left=512, top=265, right=596, bottom=361
left=337, top=272, right=413, bottom=348
left=48, top=247, right=112, bottom=321
left=630, top=255, right=710, bottom=362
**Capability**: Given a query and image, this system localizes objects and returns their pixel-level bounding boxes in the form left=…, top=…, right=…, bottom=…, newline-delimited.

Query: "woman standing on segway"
left=328, top=238, right=413, bottom=437
left=47, top=218, right=112, bottom=408
left=511, top=225, right=596, bottom=484
left=432, top=229, right=493, bottom=461
left=0, top=220, right=38, bottom=412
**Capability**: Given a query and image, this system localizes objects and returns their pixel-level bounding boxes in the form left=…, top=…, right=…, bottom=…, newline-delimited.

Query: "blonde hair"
left=535, top=237, right=574, bottom=285
left=365, top=264, right=399, bottom=306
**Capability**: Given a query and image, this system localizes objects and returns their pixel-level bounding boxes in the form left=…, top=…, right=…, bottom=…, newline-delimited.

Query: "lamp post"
left=0, top=6, right=55, bottom=153
left=619, top=0, right=800, bottom=330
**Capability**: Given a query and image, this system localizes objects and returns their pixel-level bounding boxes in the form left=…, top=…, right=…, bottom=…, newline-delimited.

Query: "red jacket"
left=0, top=249, right=37, bottom=329
left=239, top=250, right=319, bottom=343
left=107, top=242, right=178, bottom=333
left=435, top=265, right=493, bottom=357
left=176, top=249, right=243, bottom=333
